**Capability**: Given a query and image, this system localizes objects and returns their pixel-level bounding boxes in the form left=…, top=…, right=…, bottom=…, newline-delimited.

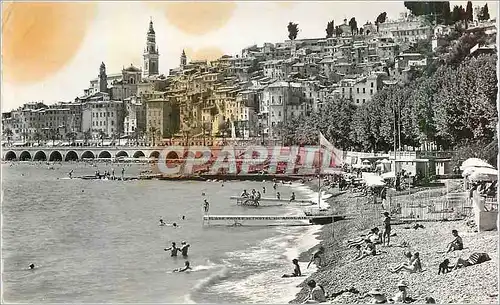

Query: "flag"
left=319, top=131, right=344, bottom=172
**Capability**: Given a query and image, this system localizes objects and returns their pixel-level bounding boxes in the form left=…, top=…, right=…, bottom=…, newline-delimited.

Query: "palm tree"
left=49, top=129, right=59, bottom=146
left=148, top=126, right=158, bottom=147
left=156, top=129, right=163, bottom=146
left=33, top=131, right=43, bottom=145
left=98, top=130, right=106, bottom=146
left=83, top=129, right=92, bottom=145
left=3, top=128, right=13, bottom=145
left=66, top=131, right=77, bottom=145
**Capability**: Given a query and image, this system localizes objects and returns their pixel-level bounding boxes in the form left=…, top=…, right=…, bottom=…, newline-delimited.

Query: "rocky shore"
left=290, top=181, right=498, bottom=304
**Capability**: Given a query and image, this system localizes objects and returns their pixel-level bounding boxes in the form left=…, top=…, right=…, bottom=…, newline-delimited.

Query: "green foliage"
left=326, top=20, right=334, bottom=38
left=348, top=17, right=357, bottom=36
left=478, top=3, right=490, bottom=21
left=335, top=26, right=343, bottom=37
left=287, top=22, right=299, bottom=40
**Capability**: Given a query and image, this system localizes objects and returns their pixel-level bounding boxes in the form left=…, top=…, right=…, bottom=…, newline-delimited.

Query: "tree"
left=49, top=129, right=59, bottom=146
left=478, top=3, right=490, bottom=21
left=359, top=27, right=364, bottom=35
left=33, top=131, right=43, bottom=145
left=451, top=5, right=466, bottom=23
left=98, top=130, right=106, bottom=146
left=287, top=22, right=299, bottom=40
left=335, top=26, right=343, bottom=37
left=3, top=127, right=13, bottom=145
left=349, top=17, right=357, bottom=36
left=375, top=12, right=387, bottom=32
left=83, top=129, right=92, bottom=145
left=325, top=20, right=334, bottom=38
left=441, top=2, right=452, bottom=25
left=466, top=1, right=473, bottom=21
left=66, top=131, right=77, bottom=144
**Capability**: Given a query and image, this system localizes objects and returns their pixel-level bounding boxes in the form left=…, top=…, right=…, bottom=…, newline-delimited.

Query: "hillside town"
left=2, top=5, right=496, bottom=151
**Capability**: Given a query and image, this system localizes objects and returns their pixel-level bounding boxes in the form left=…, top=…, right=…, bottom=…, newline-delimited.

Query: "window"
left=371, top=82, right=374, bottom=88
left=356, top=99, right=359, bottom=103
left=362, top=88, right=366, bottom=93
left=111, top=121, right=114, bottom=126
left=362, top=99, right=365, bottom=103
left=356, top=88, right=359, bottom=93
left=370, top=89, right=373, bottom=94
left=278, top=111, right=281, bottom=117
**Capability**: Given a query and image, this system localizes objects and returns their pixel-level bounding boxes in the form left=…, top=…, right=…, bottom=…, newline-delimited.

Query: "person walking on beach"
left=164, top=242, right=180, bottom=257
left=68, top=169, right=73, bottom=179
left=277, top=192, right=281, bottom=200
left=382, top=212, right=391, bottom=247
left=307, top=246, right=325, bottom=269
left=203, top=199, right=210, bottom=214
left=111, top=168, right=115, bottom=180
left=262, top=186, right=266, bottom=194
left=289, top=192, right=296, bottom=204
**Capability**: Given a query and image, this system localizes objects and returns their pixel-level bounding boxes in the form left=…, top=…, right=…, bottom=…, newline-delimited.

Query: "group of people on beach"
left=298, top=208, right=493, bottom=304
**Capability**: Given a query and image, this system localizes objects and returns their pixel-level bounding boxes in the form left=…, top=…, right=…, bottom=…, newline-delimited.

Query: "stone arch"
left=20, top=151, right=32, bottom=161
left=65, top=151, right=78, bottom=161
left=149, top=151, right=160, bottom=159
left=98, top=151, right=112, bottom=159
left=116, top=151, right=129, bottom=158
left=133, top=151, right=145, bottom=158
left=33, top=151, right=47, bottom=161
left=81, top=151, right=95, bottom=159
left=166, top=151, right=180, bottom=160
left=5, top=151, right=17, bottom=161
left=49, top=151, right=63, bottom=161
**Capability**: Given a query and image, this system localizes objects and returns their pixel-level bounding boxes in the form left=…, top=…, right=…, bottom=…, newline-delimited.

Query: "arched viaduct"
left=2, top=147, right=169, bottom=162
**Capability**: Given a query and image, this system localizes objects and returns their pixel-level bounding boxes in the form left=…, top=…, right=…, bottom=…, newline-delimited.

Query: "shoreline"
left=288, top=179, right=499, bottom=304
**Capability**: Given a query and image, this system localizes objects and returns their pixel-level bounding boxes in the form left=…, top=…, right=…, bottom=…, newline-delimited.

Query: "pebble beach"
left=290, top=181, right=498, bottom=304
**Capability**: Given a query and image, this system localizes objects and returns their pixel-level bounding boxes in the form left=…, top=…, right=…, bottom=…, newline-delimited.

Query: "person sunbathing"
left=446, top=230, right=463, bottom=253
left=452, top=252, right=491, bottom=270
left=354, top=239, right=377, bottom=261
left=348, top=228, right=382, bottom=247
left=389, top=252, right=422, bottom=273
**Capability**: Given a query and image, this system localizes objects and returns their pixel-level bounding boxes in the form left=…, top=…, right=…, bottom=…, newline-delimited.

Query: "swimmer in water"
left=202, top=192, right=206, bottom=196
left=29, top=263, right=35, bottom=270
left=173, top=261, right=192, bottom=272
left=180, top=241, right=190, bottom=258
left=182, top=215, right=186, bottom=220
left=164, top=242, right=181, bottom=257
left=159, top=218, right=165, bottom=226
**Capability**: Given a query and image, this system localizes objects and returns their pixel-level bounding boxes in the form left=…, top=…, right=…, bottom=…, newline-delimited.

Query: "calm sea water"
left=2, top=162, right=323, bottom=303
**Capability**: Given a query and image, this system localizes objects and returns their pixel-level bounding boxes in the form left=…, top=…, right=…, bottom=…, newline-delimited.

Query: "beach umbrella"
left=460, top=158, right=494, bottom=170
left=362, top=159, right=371, bottom=164
left=468, top=167, right=498, bottom=181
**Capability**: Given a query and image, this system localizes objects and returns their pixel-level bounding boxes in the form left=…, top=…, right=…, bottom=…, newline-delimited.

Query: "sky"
left=1, top=1, right=498, bottom=112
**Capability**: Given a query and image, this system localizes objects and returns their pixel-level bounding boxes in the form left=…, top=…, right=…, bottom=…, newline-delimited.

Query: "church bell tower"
left=143, top=18, right=159, bottom=77
left=99, top=62, right=107, bottom=93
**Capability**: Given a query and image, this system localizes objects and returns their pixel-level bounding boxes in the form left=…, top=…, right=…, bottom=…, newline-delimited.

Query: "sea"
left=1, top=162, right=332, bottom=303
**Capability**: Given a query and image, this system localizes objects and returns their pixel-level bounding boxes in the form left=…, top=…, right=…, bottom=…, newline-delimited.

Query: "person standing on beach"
left=121, top=167, right=125, bottom=180
left=262, top=186, right=266, bottom=194
left=307, top=246, right=325, bottom=269
left=203, top=199, right=210, bottom=214
left=382, top=212, right=391, bottom=247
left=277, top=192, right=281, bottom=200
left=68, top=169, right=73, bottom=179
